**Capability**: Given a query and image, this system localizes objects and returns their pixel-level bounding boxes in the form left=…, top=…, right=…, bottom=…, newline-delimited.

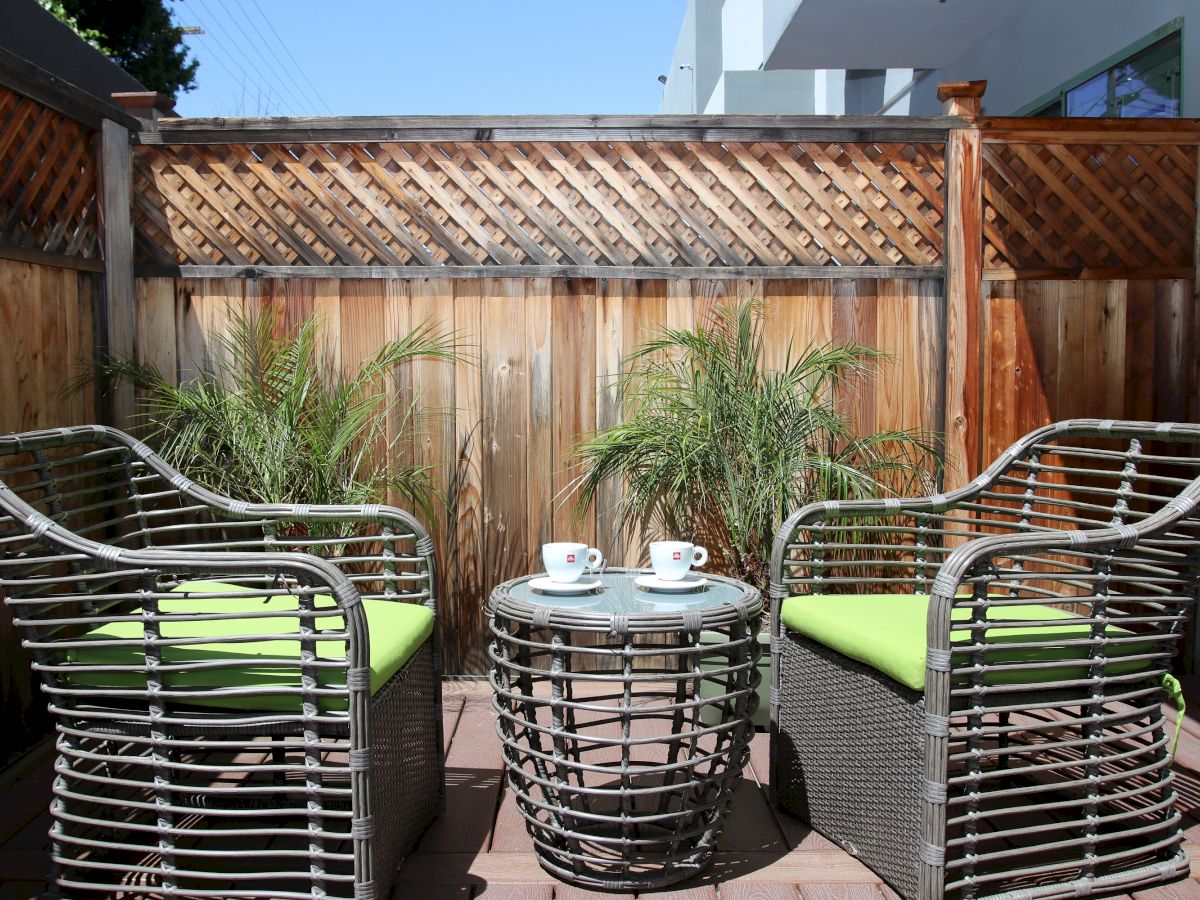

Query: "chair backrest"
left=0, top=426, right=227, bottom=553
left=951, top=420, right=1200, bottom=541
left=777, top=421, right=1200, bottom=642
left=0, top=426, right=434, bottom=681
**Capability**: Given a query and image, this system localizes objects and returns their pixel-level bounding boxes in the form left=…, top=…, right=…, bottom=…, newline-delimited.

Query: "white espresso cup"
left=649, top=541, right=708, bottom=581
left=542, top=542, right=604, bottom=583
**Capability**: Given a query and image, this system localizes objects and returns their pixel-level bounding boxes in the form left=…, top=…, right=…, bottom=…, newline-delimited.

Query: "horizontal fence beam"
left=137, top=264, right=947, bottom=281
left=0, top=243, right=105, bottom=273
left=140, top=114, right=961, bottom=145
left=978, top=116, right=1200, bottom=145
left=0, top=46, right=139, bottom=131
left=982, top=266, right=1194, bottom=281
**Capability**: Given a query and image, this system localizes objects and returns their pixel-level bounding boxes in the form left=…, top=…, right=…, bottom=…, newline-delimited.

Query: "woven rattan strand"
left=0, top=425, right=444, bottom=899
left=488, top=568, right=762, bottom=890
left=770, top=419, right=1200, bottom=899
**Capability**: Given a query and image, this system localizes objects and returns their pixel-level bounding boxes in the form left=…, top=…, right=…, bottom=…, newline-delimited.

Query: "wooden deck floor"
left=4, top=680, right=1200, bottom=899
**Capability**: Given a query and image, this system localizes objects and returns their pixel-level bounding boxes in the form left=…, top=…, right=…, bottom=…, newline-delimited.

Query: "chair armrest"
left=114, top=433, right=437, bottom=614
left=769, top=490, right=984, bottom=627
left=921, top=498, right=1199, bottom=700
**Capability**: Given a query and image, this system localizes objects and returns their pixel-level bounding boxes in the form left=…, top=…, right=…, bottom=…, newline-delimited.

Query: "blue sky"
left=167, top=1, right=687, bottom=118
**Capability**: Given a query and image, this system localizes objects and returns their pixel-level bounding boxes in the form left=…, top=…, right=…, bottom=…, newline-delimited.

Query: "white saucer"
left=635, top=574, right=709, bottom=594
left=529, top=576, right=603, bottom=596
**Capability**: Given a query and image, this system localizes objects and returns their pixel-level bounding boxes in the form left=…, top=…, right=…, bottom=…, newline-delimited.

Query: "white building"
left=659, top=0, right=1196, bottom=118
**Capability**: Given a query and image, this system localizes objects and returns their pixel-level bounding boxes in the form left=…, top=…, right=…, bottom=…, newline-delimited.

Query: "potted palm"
left=90, top=305, right=455, bottom=519
left=571, top=300, right=938, bottom=725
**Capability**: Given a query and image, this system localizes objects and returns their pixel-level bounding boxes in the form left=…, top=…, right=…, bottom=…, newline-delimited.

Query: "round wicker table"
left=487, top=568, right=762, bottom=890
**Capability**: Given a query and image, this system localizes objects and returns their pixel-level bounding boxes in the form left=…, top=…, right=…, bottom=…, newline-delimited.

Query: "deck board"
left=474, top=884, right=554, bottom=900
left=3, top=681, right=1200, bottom=899
left=418, top=690, right=506, bottom=855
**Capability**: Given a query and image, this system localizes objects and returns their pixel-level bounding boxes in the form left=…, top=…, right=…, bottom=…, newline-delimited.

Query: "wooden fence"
left=135, top=273, right=944, bottom=671
left=0, top=49, right=142, bottom=763
left=0, top=58, right=1198, bottom=685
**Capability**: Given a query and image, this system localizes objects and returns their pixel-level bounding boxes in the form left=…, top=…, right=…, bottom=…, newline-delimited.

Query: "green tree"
left=40, top=0, right=198, bottom=99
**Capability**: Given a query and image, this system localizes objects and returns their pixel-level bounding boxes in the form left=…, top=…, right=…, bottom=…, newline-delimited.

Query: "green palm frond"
left=570, top=299, right=940, bottom=590
left=87, top=304, right=456, bottom=514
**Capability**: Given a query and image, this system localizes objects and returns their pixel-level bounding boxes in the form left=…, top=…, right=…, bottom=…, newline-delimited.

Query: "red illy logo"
left=566, top=553, right=576, bottom=563
left=672, top=551, right=682, bottom=560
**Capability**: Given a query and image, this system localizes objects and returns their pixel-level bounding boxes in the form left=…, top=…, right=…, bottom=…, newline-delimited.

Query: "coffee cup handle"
left=692, top=546, right=708, bottom=568
left=586, top=548, right=605, bottom=571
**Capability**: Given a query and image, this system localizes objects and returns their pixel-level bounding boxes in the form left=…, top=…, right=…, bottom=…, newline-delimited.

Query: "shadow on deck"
left=3, top=680, right=1200, bottom=899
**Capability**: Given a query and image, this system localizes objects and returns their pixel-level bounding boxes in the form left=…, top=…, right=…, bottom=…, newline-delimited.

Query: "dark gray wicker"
left=0, top=425, right=444, bottom=899
left=488, top=569, right=762, bottom=890
left=770, top=419, right=1200, bottom=900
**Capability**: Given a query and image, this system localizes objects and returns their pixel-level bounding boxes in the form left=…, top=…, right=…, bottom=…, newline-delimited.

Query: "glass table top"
left=504, top=569, right=752, bottom=615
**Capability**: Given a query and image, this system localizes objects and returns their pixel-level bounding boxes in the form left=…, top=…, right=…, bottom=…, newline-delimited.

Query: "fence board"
left=133, top=141, right=946, bottom=271
left=981, top=278, right=1197, bottom=465
left=130, top=275, right=945, bottom=672
left=0, top=257, right=99, bottom=764
left=982, top=143, right=1197, bottom=272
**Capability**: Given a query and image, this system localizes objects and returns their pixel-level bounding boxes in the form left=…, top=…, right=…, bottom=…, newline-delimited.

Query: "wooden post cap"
left=111, top=92, right=175, bottom=129
left=937, top=80, right=987, bottom=117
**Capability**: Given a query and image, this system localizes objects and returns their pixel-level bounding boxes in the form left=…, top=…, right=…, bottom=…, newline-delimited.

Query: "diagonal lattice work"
left=982, top=141, right=1197, bottom=271
left=132, top=140, right=946, bottom=268
left=0, top=85, right=100, bottom=259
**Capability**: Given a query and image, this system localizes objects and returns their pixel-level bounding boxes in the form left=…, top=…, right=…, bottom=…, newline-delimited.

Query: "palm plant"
left=89, top=305, right=455, bottom=513
left=572, top=300, right=938, bottom=590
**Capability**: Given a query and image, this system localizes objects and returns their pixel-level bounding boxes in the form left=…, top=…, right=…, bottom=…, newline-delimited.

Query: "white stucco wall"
left=909, top=1, right=1196, bottom=116
left=719, top=69, right=819, bottom=113
left=721, top=0, right=765, bottom=71
left=659, top=0, right=698, bottom=113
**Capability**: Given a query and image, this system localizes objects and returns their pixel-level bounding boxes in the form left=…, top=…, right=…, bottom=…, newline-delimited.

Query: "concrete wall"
left=762, top=0, right=803, bottom=66
left=706, top=69, right=818, bottom=113
left=0, top=0, right=144, bottom=104
left=910, top=1, right=1196, bottom=116
left=721, top=0, right=765, bottom=71
left=659, top=0, right=725, bottom=114
left=661, top=0, right=919, bottom=115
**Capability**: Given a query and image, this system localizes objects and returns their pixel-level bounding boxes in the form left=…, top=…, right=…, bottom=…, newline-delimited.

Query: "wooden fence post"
left=940, top=81, right=986, bottom=490
left=100, top=116, right=134, bottom=427
left=1192, top=143, right=1200, bottom=425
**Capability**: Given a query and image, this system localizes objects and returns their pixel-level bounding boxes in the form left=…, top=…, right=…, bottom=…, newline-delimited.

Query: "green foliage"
left=37, top=1, right=107, bottom=53
left=47, top=0, right=198, bottom=98
left=90, top=305, right=455, bottom=512
left=572, top=301, right=939, bottom=589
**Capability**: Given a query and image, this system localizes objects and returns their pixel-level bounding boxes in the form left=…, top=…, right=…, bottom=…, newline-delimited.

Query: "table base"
left=490, top=616, right=760, bottom=889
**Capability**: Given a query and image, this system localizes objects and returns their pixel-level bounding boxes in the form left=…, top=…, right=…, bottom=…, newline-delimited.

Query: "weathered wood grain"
left=549, top=278, right=596, bottom=550
left=132, top=141, right=948, bottom=271
left=101, top=118, right=135, bottom=427
left=943, top=126, right=983, bottom=489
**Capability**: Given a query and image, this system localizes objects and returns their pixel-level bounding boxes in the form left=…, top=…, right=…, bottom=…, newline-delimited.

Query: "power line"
left=208, top=0, right=315, bottom=115
left=188, top=0, right=301, bottom=115
left=236, top=0, right=333, bottom=115
left=178, top=0, right=276, bottom=114
left=245, top=0, right=333, bottom=115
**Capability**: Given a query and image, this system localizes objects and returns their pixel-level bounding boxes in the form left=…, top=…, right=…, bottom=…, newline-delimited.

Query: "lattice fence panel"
left=132, top=141, right=945, bottom=268
left=982, top=142, right=1196, bottom=271
left=0, top=86, right=100, bottom=259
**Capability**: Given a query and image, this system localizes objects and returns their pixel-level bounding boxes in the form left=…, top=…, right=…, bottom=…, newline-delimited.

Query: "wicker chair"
left=0, top=425, right=444, bottom=899
left=770, top=419, right=1200, bottom=900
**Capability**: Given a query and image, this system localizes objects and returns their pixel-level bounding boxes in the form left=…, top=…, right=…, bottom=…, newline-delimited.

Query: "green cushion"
left=780, top=593, right=1150, bottom=692
left=67, top=580, right=433, bottom=711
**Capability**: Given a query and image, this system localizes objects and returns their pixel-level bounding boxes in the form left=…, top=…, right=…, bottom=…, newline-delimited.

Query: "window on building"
left=1028, top=30, right=1181, bottom=118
